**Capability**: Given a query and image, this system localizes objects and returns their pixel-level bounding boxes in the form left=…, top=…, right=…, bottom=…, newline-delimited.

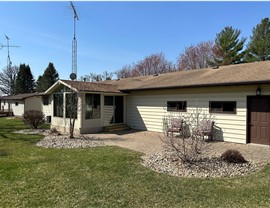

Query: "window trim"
left=167, top=101, right=187, bottom=112
left=209, top=101, right=237, bottom=114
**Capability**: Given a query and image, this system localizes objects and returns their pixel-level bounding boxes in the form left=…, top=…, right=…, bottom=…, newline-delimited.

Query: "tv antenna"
left=0, top=35, right=20, bottom=70
left=70, top=1, right=79, bottom=81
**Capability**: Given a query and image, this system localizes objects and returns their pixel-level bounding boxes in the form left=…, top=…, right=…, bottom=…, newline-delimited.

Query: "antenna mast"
left=0, top=35, right=19, bottom=71
left=70, top=1, right=79, bottom=80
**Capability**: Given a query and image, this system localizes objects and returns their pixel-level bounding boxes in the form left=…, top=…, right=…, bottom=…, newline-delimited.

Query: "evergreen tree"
left=15, top=64, right=35, bottom=94
left=36, top=62, right=59, bottom=92
left=244, top=18, right=270, bottom=62
left=212, top=26, right=246, bottom=66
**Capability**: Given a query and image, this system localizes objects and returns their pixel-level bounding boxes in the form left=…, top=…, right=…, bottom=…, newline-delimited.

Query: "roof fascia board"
left=80, top=91, right=128, bottom=95
left=45, top=80, right=79, bottom=94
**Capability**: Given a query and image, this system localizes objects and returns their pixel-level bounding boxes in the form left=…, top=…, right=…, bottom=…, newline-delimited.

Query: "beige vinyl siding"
left=9, top=101, right=25, bottom=116
left=25, top=97, right=42, bottom=112
left=42, top=104, right=51, bottom=118
left=103, top=106, right=114, bottom=126
left=42, top=96, right=52, bottom=118
left=126, top=85, right=270, bottom=144
left=25, top=96, right=52, bottom=118
left=1, top=100, right=24, bottom=116
left=1, top=100, right=9, bottom=111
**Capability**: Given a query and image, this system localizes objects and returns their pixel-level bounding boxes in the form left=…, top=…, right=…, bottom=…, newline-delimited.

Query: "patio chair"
left=166, top=118, right=183, bottom=137
left=193, top=120, right=215, bottom=141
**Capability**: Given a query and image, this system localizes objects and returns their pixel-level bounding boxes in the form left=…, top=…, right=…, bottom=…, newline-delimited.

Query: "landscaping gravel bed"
left=15, top=129, right=105, bottom=149
left=36, top=135, right=105, bottom=149
left=14, top=129, right=52, bottom=136
left=141, top=150, right=262, bottom=178
left=15, top=129, right=265, bottom=177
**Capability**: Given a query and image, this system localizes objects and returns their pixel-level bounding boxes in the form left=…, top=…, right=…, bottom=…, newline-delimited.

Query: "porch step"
left=102, top=124, right=130, bottom=132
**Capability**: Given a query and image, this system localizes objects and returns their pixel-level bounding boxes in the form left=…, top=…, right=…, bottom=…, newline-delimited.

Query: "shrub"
left=50, top=127, right=61, bottom=135
left=221, top=149, right=247, bottom=163
left=161, top=108, right=214, bottom=164
left=22, top=110, right=45, bottom=129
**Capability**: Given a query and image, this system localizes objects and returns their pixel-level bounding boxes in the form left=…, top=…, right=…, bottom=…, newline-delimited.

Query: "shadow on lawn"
left=0, top=149, right=9, bottom=157
left=0, top=133, right=42, bottom=144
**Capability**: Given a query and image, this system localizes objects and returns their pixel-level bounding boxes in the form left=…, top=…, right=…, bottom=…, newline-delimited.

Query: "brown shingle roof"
left=103, top=61, right=270, bottom=91
left=47, top=61, right=270, bottom=94
left=2, top=92, right=43, bottom=100
left=61, top=80, right=122, bottom=93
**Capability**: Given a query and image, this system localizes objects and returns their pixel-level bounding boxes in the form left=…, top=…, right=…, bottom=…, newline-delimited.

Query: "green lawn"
left=0, top=117, right=270, bottom=208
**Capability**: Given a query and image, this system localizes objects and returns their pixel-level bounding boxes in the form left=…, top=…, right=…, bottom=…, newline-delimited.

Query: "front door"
left=104, top=96, right=124, bottom=125
left=247, top=96, right=270, bottom=145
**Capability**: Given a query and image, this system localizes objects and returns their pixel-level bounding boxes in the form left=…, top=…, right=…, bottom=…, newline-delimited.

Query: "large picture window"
left=85, top=94, right=100, bottom=119
left=167, top=101, right=187, bottom=112
left=53, top=94, right=63, bottom=117
left=209, top=101, right=236, bottom=114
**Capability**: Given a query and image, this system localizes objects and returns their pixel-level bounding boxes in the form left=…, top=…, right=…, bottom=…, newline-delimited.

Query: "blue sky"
left=0, top=1, right=270, bottom=80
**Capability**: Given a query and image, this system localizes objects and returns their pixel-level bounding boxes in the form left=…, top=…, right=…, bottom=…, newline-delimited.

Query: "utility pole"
left=0, top=35, right=19, bottom=70
left=70, top=1, right=79, bottom=81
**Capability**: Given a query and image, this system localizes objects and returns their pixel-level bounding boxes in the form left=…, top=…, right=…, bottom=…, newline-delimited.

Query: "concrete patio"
left=88, top=130, right=270, bottom=164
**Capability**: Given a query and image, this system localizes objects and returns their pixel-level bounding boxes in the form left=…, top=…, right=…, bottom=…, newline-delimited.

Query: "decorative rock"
left=14, top=129, right=105, bottom=149
left=141, top=150, right=263, bottom=178
left=36, top=135, right=105, bottom=149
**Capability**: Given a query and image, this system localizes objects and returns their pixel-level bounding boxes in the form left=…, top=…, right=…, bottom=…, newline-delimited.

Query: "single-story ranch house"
left=45, top=61, right=270, bottom=145
left=1, top=92, right=51, bottom=119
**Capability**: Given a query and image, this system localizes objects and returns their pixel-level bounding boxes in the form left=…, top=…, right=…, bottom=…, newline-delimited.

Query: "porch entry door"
left=104, top=96, right=124, bottom=124
left=114, top=96, right=124, bottom=123
left=247, top=96, right=270, bottom=145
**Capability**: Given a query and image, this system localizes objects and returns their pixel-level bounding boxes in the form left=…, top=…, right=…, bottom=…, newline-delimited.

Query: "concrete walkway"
left=88, top=130, right=270, bottom=164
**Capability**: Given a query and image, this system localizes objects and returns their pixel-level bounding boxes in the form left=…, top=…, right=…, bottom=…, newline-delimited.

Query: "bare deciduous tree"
left=0, top=65, right=19, bottom=95
left=134, top=52, right=175, bottom=76
left=177, top=41, right=215, bottom=70
left=161, top=108, right=215, bottom=164
left=79, top=73, right=102, bottom=82
left=115, top=53, right=176, bottom=78
left=65, top=92, right=79, bottom=138
left=101, top=70, right=113, bottom=80
left=115, top=65, right=134, bottom=79
left=80, top=71, right=113, bottom=82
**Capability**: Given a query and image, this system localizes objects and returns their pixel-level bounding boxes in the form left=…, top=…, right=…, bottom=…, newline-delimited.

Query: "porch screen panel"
left=65, top=93, right=78, bottom=119
left=85, top=94, right=100, bottom=119
left=53, top=94, right=63, bottom=117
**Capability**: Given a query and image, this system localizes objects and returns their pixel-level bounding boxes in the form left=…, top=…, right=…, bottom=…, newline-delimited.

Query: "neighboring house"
left=45, top=61, right=270, bottom=145
left=1, top=92, right=52, bottom=120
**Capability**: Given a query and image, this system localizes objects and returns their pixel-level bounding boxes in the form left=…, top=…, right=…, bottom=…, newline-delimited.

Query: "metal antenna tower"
left=70, top=1, right=79, bottom=80
left=0, top=35, right=19, bottom=70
